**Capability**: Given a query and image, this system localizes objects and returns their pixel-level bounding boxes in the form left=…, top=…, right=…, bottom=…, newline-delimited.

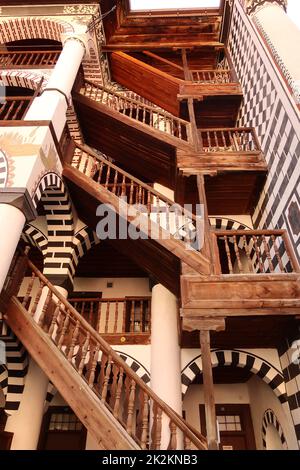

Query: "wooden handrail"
left=18, top=257, right=207, bottom=450
left=80, top=80, right=192, bottom=143
left=83, top=79, right=190, bottom=124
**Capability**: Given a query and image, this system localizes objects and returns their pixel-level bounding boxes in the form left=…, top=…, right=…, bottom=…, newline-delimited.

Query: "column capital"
left=0, top=188, right=37, bottom=222
left=243, top=0, right=287, bottom=16
left=61, top=32, right=90, bottom=57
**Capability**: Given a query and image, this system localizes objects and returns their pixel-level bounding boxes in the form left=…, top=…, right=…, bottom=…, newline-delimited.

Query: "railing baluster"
left=140, top=390, right=149, bottom=449
left=243, top=235, right=254, bottom=272
left=88, top=345, right=100, bottom=387
left=168, top=421, right=177, bottom=450
left=101, top=354, right=112, bottom=403
left=262, top=235, right=274, bottom=272
left=130, top=300, right=135, bottom=332
left=38, top=289, right=52, bottom=328
left=22, top=272, right=35, bottom=308
left=233, top=235, right=243, bottom=273
left=224, top=235, right=233, bottom=274
left=271, top=234, right=285, bottom=272
left=113, top=366, right=124, bottom=418
left=105, top=302, right=110, bottom=333
left=67, top=320, right=80, bottom=362
left=126, top=379, right=136, bottom=435
left=114, top=301, right=119, bottom=333
left=78, top=332, right=90, bottom=376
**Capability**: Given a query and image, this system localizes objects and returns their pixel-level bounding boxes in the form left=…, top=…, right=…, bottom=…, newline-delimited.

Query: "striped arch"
left=22, top=223, right=48, bottom=256
left=0, top=330, right=28, bottom=415
left=116, top=351, right=151, bottom=385
left=181, top=349, right=287, bottom=403
left=32, top=173, right=74, bottom=282
left=0, top=149, right=8, bottom=188
left=262, top=409, right=288, bottom=450
left=69, top=226, right=100, bottom=277
left=0, top=17, right=74, bottom=45
left=0, top=70, right=47, bottom=93
left=209, top=216, right=251, bottom=230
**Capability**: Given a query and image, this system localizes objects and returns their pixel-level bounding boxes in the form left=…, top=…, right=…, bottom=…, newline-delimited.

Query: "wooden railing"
left=71, top=142, right=203, bottom=252
left=7, top=255, right=207, bottom=450
left=80, top=80, right=192, bottom=143
left=0, top=50, right=60, bottom=68
left=190, top=69, right=233, bottom=84
left=212, top=229, right=300, bottom=275
left=199, top=128, right=261, bottom=153
left=0, top=96, right=32, bottom=120
left=68, top=297, right=151, bottom=334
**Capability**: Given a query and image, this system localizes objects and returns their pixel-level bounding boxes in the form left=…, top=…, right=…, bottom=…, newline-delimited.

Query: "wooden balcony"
left=181, top=229, right=300, bottom=330
left=177, top=127, right=267, bottom=174
left=0, top=49, right=60, bottom=69
left=109, top=49, right=242, bottom=126
left=68, top=296, right=151, bottom=345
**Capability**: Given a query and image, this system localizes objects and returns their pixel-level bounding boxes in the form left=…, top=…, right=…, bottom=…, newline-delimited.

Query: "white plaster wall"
left=248, top=375, right=298, bottom=450
left=73, top=277, right=151, bottom=298
left=255, top=5, right=300, bottom=82
left=183, top=383, right=250, bottom=433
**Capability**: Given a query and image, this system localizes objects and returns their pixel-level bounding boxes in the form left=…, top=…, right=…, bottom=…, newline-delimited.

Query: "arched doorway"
left=182, top=350, right=289, bottom=450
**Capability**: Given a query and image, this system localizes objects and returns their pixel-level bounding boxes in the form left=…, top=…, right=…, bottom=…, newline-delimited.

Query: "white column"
left=250, top=2, right=300, bottom=98
left=150, top=284, right=182, bottom=449
left=0, top=204, right=25, bottom=293
left=5, top=359, right=49, bottom=450
left=25, top=34, right=87, bottom=139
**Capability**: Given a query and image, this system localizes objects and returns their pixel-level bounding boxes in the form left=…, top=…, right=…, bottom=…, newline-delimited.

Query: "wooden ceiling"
left=102, top=0, right=223, bottom=50
left=183, top=173, right=266, bottom=216
left=181, top=316, right=300, bottom=349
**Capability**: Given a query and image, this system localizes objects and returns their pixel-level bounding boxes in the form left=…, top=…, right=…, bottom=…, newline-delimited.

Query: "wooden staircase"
left=73, top=80, right=192, bottom=188
left=63, top=142, right=211, bottom=294
left=2, top=252, right=207, bottom=451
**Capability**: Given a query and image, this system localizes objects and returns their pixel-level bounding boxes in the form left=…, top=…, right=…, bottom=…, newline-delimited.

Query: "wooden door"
left=199, top=404, right=256, bottom=450
left=38, top=406, right=87, bottom=450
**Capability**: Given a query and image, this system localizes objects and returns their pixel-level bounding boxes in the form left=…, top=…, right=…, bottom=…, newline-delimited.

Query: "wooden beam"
left=200, top=330, right=218, bottom=450
left=182, top=317, right=226, bottom=332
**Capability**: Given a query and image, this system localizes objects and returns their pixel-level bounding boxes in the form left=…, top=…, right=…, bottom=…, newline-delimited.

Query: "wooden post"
left=197, top=174, right=213, bottom=268
left=200, top=330, right=218, bottom=450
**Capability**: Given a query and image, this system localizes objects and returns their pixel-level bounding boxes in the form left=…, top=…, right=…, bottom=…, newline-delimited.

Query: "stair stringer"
left=4, top=297, right=140, bottom=450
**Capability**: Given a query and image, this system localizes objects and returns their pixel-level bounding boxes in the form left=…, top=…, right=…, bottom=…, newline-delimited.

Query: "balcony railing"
left=0, top=96, right=32, bottom=120
left=190, top=69, right=233, bottom=84
left=0, top=50, right=60, bottom=68
left=68, top=296, right=151, bottom=337
left=80, top=80, right=192, bottom=143
left=212, top=229, right=300, bottom=275
left=200, top=128, right=261, bottom=153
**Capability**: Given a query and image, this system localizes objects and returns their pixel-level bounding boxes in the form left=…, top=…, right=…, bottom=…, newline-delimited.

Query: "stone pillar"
left=25, top=33, right=88, bottom=139
left=150, top=284, right=182, bottom=449
left=4, top=285, right=69, bottom=449
left=0, top=204, right=26, bottom=293
left=245, top=0, right=300, bottom=101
